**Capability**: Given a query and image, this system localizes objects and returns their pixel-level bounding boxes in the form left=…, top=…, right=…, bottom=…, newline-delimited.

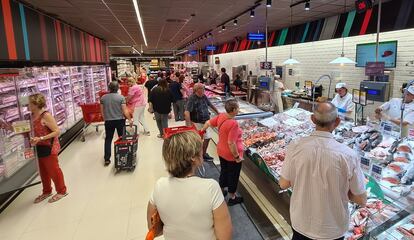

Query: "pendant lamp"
left=329, top=0, right=356, bottom=65
left=283, top=1, right=300, bottom=65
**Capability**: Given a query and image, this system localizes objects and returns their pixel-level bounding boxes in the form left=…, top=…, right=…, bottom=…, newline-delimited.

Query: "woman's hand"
left=30, top=137, right=41, bottom=145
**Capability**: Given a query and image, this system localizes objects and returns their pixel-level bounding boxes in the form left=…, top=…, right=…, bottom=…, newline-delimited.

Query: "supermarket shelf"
left=0, top=101, right=17, bottom=109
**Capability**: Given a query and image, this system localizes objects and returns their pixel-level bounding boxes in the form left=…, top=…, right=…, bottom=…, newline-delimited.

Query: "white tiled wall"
left=209, top=28, right=414, bottom=103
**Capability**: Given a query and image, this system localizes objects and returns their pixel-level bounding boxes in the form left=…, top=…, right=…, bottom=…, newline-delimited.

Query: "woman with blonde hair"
left=29, top=93, right=68, bottom=203
left=126, top=77, right=150, bottom=135
left=147, top=131, right=232, bottom=240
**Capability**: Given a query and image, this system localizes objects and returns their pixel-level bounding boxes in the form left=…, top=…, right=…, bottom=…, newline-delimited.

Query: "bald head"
left=312, top=102, right=339, bottom=129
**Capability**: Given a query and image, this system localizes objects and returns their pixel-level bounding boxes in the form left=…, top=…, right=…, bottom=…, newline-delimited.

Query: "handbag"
left=36, top=137, right=54, bottom=158
left=145, top=210, right=164, bottom=240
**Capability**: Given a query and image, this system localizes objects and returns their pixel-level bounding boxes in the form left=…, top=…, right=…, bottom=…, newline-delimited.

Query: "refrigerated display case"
left=237, top=107, right=414, bottom=239
left=209, top=97, right=273, bottom=120
left=0, top=65, right=108, bottom=205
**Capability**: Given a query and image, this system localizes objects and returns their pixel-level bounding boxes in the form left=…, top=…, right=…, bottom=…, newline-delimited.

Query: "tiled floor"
left=0, top=109, right=216, bottom=240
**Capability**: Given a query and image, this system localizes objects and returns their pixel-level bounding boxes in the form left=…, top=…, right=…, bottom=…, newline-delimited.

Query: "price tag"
left=371, top=164, right=383, bottom=181
left=360, top=157, right=371, bottom=173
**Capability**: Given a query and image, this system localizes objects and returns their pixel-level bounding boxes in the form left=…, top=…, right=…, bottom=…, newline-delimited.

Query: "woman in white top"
left=147, top=131, right=232, bottom=240
left=331, top=82, right=355, bottom=119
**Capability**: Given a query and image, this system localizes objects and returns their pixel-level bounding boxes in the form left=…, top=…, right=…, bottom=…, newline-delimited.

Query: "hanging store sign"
left=247, top=33, right=265, bottom=41
left=205, top=45, right=217, bottom=51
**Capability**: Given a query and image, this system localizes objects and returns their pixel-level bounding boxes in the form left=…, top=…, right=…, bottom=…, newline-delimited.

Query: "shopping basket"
left=114, top=125, right=138, bottom=171
left=79, top=103, right=104, bottom=142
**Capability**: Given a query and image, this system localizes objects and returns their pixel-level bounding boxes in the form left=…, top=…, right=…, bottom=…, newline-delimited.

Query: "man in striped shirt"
left=280, top=102, right=367, bottom=240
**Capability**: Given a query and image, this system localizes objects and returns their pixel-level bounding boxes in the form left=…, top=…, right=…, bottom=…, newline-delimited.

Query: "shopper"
left=169, top=74, right=185, bottom=121
left=165, top=71, right=173, bottom=84
left=233, top=74, right=243, bottom=90
left=144, top=76, right=158, bottom=98
left=149, top=79, right=174, bottom=138
left=331, top=82, right=355, bottom=119
left=185, top=83, right=219, bottom=161
left=147, top=131, right=232, bottom=240
left=221, top=68, right=230, bottom=96
left=279, top=102, right=367, bottom=240
left=100, top=81, right=133, bottom=166
left=201, top=99, right=244, bottom=206
left=28, top=93, right=68, bottom=203
left=126, top=78, right=150, bottom=135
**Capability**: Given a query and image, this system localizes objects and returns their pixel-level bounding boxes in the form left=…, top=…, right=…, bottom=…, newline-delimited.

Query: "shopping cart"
left=163, top=125, right=206, bottom=176
left=120, top=84, right=129, bottom=97
left=114, top=125, right=138, bottom=171
left=79, top=103, right=104, bottom=142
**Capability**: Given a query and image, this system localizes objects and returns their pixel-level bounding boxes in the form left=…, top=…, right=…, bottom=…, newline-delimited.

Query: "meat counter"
left=0, top=65, right=108, bottom=205
left=239, top=107, right=414, bottom=239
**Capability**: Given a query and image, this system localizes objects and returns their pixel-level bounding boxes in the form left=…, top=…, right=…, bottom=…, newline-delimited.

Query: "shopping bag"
left=145, top=210, right=163, bottom=240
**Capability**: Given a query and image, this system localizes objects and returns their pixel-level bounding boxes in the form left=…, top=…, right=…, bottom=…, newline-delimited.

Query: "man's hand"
left=375, top=108, right=382, bottom=114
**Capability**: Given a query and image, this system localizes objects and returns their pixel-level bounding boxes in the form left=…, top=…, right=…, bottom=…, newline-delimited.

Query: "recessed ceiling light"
left=250, top=9, right=255, bottom=17
left=233, top=19, right=238, bottom=26
left=132, top=0, right=148, bottom=46
left=305, top=1, right=310, bottom=10
left=222, top=25, right=226, bottom=31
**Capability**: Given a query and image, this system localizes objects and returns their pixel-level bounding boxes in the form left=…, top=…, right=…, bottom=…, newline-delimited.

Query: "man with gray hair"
left=279, top=102, right=367, bottom=240
left=100, top=81, right=133, bottom=166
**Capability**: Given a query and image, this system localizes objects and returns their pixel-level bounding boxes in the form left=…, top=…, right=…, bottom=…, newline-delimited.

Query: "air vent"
left=166, top=19, right=187, bottom=23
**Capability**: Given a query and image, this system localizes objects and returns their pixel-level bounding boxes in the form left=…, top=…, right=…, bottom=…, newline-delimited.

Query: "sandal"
left=34, top=193, right=52, bottom=204
left=48, top=193, right=68, bottom=203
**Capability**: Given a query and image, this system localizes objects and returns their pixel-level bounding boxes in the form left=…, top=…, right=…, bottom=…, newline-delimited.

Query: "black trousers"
left=219, top=157, right=242, bottom=194
left=292, top=228, right=344, bottom=240
left=104, top=119, right=125, bottom=161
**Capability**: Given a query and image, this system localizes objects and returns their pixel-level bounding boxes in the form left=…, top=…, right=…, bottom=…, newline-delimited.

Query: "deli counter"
left=210, top=101, right=414, bottom=239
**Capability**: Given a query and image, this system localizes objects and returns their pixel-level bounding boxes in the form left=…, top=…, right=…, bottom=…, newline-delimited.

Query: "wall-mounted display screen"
left=356, top=41, right=397, bottom=68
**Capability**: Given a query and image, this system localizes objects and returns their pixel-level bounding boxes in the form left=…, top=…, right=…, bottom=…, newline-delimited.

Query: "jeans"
left=292, top=228, right=344, bottom=240
left=154, top=112, right=169, bottom=136
left=173, top=99, right=185, bottom=121
left=219, top=157, right=242, bottom=194
left=104, top=119, right=125, bottom=161
left=135, top=105, right=149, bottom=132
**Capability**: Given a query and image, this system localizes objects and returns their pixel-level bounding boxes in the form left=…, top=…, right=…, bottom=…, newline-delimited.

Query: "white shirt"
left=331, top=92, right=355, bottom=119
left=380, top=98, right=414, bottom=124
left=150, top=176, right=224, bottom=240
left=281, top=131, right=366, bottom=239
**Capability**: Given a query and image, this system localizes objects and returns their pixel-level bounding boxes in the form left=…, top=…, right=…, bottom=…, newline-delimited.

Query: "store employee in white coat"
left=331, top=82, right=355, bottom=119
left=375, top=85, right=414, bottom=128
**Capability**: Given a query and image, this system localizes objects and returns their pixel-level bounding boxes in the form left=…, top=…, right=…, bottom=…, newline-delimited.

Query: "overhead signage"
left=205, top=45, right=217, bottom=51
left=247, top=33, right=265, bottom=41
left=189, top=50, right=198, bottom=56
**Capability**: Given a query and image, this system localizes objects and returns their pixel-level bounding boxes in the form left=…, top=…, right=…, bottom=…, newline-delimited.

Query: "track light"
left=222, top=25, right=226, bottom=31
left=305, top=1, right=310, bottom=10
left=208, top=32, right=212, bottom=37
left=266, top=0, right=272, bottom=7
left=233, top=19, right=238, bottom=26
left=250, top=9, right=255, bottom=17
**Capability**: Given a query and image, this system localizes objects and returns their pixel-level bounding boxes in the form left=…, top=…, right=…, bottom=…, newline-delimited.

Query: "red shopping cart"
left=79, top=103, right=104, bottom=142
left=120, top=84, right=129, bottom=97
left=163, top=125, right=206, bottom=176
left=114, top=125, right=138, bottom=171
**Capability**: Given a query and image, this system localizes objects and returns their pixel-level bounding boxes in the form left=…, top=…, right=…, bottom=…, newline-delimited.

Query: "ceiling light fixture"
left=283, top=0, right=300, bottom=65
left=266, top=0, right=272, bottom=7
left=132, top=0, right=148, bottom=46
left=234, top=19, right=238, bottom=26
left=250, top=9, right=255, bottom=17
left=222, top=25, right=226, bottom=31
left=305, top=1, right=310, bottom=10
left=329, top=0, right=356, bottom=65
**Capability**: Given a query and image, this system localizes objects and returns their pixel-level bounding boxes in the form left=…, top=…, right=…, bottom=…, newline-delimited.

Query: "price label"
left=371, top=164, right=383, bottom=181
left=360, top=157, right=371, bottom=173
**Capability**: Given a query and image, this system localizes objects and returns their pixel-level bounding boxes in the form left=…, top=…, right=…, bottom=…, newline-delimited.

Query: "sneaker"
left=203, top=153, right=214, bottom=161
left=222, top=189, right=228, bottom=197
left=228, top=196, right=243, bottom=206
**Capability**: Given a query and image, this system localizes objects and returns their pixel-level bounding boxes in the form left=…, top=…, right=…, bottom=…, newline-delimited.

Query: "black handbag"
left=36, top=137, right=54, bottom=158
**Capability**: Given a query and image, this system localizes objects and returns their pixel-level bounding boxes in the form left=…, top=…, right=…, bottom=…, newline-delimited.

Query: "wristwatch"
left=40, top=136, right=45, bottom=141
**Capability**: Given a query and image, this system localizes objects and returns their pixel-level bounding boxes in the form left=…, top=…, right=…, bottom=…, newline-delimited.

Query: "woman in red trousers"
left=29, top=93, right=68, bottom=203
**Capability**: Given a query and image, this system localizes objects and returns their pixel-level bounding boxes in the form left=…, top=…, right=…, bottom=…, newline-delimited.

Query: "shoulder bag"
left=35, top=111, right=55, bottom=158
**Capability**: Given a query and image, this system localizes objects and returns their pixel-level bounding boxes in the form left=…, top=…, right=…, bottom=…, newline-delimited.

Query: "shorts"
left=194, top=123, right=211, bottom=139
